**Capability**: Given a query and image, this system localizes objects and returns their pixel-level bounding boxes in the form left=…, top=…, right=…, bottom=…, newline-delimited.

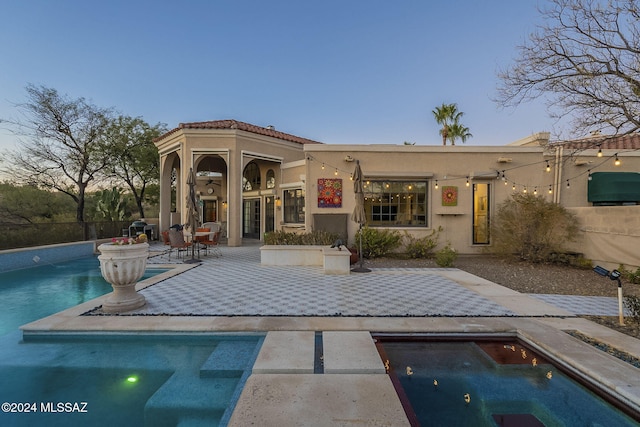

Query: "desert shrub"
left=355, top=226, right=402, bottom=259
left=404, top=227, right=442, bottom=259
left=435, top=244, right=458, bottom=267
left=490, top=193, right=579, bottom=263
left=624, top=296, right=640, bottom=323
left=619, top=265, right=640, bottom=284
left=263, top=230, right=340, bottom=245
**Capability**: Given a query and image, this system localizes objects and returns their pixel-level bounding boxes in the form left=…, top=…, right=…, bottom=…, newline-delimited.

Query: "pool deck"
left=21, top=242, right=640, bottom=425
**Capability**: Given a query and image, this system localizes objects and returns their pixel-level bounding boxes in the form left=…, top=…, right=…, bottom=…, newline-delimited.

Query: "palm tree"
left=446, top=122, right=473, bottom=146
left=432, top=103, right=471, bottom=145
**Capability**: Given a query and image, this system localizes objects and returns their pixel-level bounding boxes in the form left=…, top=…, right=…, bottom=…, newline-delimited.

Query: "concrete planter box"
left=260, top=245, right=350, bottom=274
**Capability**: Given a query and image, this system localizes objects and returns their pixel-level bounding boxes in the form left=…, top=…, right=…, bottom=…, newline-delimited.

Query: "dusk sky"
left=0, top=0, right=563, bottom=151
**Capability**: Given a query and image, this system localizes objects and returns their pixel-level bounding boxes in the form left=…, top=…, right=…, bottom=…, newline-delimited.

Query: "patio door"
left=265, top=196, right=275, bottom=234
left=243, top=199, right=261, bottom=239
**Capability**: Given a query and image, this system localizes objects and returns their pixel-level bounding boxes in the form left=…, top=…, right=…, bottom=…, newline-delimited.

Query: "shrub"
left=619, top=265, right=640, bottom=284
left=404, top=227, right=442, bottom=259
left=435, top=244, right=458, bottom=267
left=490, top=193, right=579, bottom=263
left=263, top=230, right=341, bottom=245
left=354, top=226, right=402, bottom=259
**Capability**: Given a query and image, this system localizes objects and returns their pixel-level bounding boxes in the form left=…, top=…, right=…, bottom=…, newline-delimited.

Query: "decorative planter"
left=98, top=242, right=149, bottom=313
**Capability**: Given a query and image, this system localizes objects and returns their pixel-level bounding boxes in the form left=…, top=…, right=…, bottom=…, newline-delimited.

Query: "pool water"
left=0, top=333, right=262, bottom=427
left=0, top=256, right=166, bottom=336
left=379, top=339, right=639, bottom=426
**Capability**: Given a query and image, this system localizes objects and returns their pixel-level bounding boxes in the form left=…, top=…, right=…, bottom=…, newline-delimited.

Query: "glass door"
left=243, top=199, right=261, bottom=239
left=473, top=183, right=490, bottom=244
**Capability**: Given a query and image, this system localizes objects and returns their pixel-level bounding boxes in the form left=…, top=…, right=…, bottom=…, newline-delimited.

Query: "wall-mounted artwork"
left=318, top=178, right=342, bottom=208
left=442, top=186, right=458, bottom=206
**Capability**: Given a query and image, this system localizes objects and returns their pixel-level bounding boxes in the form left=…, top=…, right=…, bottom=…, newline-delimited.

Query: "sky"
left=0, top=0, right=561, bottom=151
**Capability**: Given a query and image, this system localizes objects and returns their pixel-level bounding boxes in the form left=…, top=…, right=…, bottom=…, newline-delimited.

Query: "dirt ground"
left=364, top=254, right=640, bottom=339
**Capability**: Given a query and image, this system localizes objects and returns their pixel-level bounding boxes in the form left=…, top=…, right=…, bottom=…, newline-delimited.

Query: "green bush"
left=619, top=265, right=640, bottom=284
left=263, top=230, right=341, bottom=246
left=435, top=244, right=458, bottom=267
left=404, top=227, right=442, bottom=259
left=490, top=193, right=579, bottom=263
left=354, top=226, right=402, bottom=259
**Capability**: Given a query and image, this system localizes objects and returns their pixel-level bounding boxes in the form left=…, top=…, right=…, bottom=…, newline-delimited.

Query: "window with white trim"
left=364, top=180, right=428, bottom=226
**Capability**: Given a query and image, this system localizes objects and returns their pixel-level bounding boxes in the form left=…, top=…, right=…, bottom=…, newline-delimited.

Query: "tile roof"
left=156, top=119, right=323, bottom=145
left=550, top=133, right=640, bottom=151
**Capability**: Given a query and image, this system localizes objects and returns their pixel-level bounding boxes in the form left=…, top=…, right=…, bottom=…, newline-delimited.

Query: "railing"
left=0, top=221, right=134, bottom=250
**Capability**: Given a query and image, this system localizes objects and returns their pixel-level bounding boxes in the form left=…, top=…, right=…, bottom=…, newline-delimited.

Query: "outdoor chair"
left=168, top=229, right=193, bottom=260
left=200, top=231, right=222, bottom=258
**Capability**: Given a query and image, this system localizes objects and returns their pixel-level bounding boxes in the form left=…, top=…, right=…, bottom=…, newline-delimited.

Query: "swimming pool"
left=0, top=256, right=166, bottom=336
left=0, top=332, right=263, bottom=427
left=377, top=337, right=639, bottom=426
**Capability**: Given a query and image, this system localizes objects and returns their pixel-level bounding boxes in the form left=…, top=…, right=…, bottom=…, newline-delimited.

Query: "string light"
left=588, top=170, right=592, bottom=181
left=533, top=187, right=538, bottom=195
left=321, top=163, right=325, bottom=170
left=614, top=153, right=621, bottom=166
left=597, top=147, right=603, bottom=157
left=566, top=180, right=570, bottom=189
left=334, top=168, right=338, bottom=176
left=545, top=161, right=551, bottom=172
left=523, top=186, right=527, bottom=193
left=548, top=185, right=552, bottom=194
left=434, top=180, right=439, bottom=190
left=465, top=176, right=470, bottom=187
left=512, top=183, right=516, bottom=191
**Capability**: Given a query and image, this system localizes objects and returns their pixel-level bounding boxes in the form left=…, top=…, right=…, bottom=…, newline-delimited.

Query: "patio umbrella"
left=185, top=167, right=202, bottom=263
left=351, top=160, right=370, bottom=273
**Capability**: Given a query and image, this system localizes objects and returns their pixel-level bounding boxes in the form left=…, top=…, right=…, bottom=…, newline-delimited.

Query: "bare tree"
left=0, top=84, right=113, bottom=224
left=496, top=0, right=640, bottom=136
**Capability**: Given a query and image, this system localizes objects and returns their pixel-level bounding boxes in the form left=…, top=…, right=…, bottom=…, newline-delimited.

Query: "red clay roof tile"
left=156, top=119, right=323, bottom=145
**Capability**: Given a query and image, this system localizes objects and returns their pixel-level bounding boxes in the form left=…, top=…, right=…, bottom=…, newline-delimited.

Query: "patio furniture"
left=168, top=229, right=193, bottom=259
left=200, top=231, right=222, bottom=258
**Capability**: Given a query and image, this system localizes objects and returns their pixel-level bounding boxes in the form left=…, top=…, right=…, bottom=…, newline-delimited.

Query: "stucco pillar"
left=226, top=149, right=242, bottom=246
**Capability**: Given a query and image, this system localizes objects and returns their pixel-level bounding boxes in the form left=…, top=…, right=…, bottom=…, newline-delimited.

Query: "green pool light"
left=126, top=376, right=138, bottom=383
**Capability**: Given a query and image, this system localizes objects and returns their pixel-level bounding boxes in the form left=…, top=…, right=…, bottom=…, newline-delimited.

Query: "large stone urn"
left=98, top=242, right=149, bottom=313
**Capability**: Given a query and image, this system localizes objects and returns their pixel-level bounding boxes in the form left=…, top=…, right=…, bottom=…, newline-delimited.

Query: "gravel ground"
left=364, top=254, right=640, bottom=339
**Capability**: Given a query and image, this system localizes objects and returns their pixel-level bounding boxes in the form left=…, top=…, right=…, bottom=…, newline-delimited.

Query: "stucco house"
left=154, top=120, right=640, bottom=269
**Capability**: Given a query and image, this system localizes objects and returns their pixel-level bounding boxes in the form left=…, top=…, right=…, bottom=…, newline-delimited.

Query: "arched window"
left=242, top=162, right=261, bottom=192
left=266, top=169, right=276, bottom=189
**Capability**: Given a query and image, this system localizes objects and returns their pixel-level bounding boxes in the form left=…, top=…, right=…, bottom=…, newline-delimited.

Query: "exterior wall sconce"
left=222, top=201, right=227, bottom=208
left=275, top=196, right=282, bottom=209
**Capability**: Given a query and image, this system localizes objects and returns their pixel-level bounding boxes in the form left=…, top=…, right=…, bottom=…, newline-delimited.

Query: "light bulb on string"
left=597, top=147, right=603, bottom=157
left=523, top=186, right=527, bottom=193
left=588, top=170, right=592, bottom=181
left=512, top=183, right=516, bottom=191
left=434, top=180, right=439, bottom=190
left=545, top=161, right=551, bottom=172
left=334, top=168, right=338, bottom=176
left=566, top=180, right=570, bottom=189
left=548, top=185, right=553, bottom=194
left=533, top=187, right=537, bottom=195
left=321, top=163, right=325, bottom=170
left=466, top=177, right=470, bottom=187
left=614, top=154, right=621, bottom=166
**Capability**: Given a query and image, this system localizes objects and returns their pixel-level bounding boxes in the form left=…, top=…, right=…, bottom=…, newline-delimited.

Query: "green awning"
left=588, top=172, right=640, bottom=204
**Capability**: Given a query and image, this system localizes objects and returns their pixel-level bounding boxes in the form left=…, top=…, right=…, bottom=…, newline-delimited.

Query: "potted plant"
left=97, top=234, right=149, bottom=313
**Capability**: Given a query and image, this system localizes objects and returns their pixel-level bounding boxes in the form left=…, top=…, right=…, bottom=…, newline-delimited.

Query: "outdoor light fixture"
left=594, top=265, right=625, bottom=325
left=334, top=168, right=338, bottom=176
left=566, top=180, right=570, bottom=188
left=533, top=187, right=537, bottom=195
left=434, top=180, right=439, bottom=189
left=512, top=183, right=516, bottom=191
left=523, top=187, right=527, bottom=193
left=275, top=196, right=282, bottom=209
left=548, top=185, right=552, bottom=194
left=614, top=154, right=621, bottom=166
left=465, top=177, right=470, bottom=187
left=597, top=147, right=603, bottom=157
left=545, top=161, right=551, bottom=172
